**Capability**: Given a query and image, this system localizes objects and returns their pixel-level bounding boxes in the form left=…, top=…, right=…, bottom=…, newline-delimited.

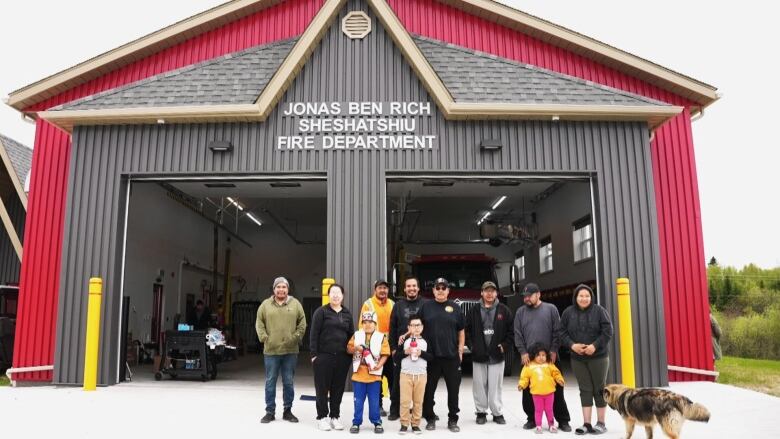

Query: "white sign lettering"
left=277, top=101, right=437, bottom=151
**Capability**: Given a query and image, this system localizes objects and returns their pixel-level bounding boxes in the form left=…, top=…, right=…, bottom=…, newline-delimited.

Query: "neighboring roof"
left=413, top=35, right=669, bottom=107
left=37, top=0, right=683, bottom=132
left=4, top=0, right=718, bottom=112
left=57, top=38, right=297, bottom=111
left=0, top=134, right=33, bottom=191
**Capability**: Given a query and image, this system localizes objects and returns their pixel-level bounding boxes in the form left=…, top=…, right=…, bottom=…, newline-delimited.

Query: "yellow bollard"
left=83, top=277, right=103, bottom=391
left=322, top=278, right=336, bottom=306
left=616, top=278, right=636, bottom=388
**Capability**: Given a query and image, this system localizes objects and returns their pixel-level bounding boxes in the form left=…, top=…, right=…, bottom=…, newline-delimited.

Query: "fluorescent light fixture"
left=245, top=212, right=263, bottom=227
left=270, top=182, right=301, bottom=188
left=476, top=211, right=491, bottom=226
left=422, top=181, right=454, bottom=187
left=491, top=195, right=508, bottom=210
left=204, top=183, right=236, bottom=188
left=489, top=181, right=520, bottom=187
left=226, top=197, right=244, bottom=211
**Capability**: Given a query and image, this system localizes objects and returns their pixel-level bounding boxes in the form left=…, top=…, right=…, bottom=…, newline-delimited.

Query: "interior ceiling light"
left=422, top=181, right=454, bottom=187
left=270, top=182, right=302, bottom=188
left=488, top=181, right=520, bottom=187
left=204, top=183, right=236, bottom=188
left=245, top=212, right=263, bottom=227
left=491, top=195, right=508, bottom=210
left=476, top=211, right=491, bottom=226
left=226, top=197, right=244, bottom=211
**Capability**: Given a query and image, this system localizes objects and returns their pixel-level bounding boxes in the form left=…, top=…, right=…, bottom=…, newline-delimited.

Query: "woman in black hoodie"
left=560, top=284, right=613, bottom=435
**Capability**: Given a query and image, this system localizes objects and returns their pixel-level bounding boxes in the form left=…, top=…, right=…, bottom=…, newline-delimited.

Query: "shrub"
left=715, top=306, right=780, bottom=360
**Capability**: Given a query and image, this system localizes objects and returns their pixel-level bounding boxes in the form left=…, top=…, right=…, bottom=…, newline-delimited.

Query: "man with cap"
left=465, top=281, right=514, bottom=425
left=419, top=278, right=466, bottom=432
left=388, top=277, right=428, bottom=421
left=256, top=276, right=307, bottom=423
left=513, top=282, right=571, bottom=431
left=361, top=279, right=395, bottom=417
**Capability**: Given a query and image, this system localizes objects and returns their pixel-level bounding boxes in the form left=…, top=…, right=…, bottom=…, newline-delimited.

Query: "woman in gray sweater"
left=560, top=284, right=613, bottom=435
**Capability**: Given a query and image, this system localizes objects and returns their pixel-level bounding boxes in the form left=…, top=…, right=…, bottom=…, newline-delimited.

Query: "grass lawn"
left=0, top=375, right=9, bottom=386
left=716, top=356, right=780, bottom=397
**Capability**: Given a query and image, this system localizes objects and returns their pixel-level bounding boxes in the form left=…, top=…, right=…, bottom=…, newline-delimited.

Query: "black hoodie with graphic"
left=559, top=284, right=613, bottom=360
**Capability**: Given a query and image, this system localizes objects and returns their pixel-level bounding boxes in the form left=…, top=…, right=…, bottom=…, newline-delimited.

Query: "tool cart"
left=155, top=330, right=221, bottom=381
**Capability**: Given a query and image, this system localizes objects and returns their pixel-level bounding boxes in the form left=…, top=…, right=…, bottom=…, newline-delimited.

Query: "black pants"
left=389, top=354, right=401, bottom=415
left=522, top=359, right=571, bottom=425
left=381, top=354, right=397, bottom=412
left=313, top=352, right=352, bottom=419
left=423, top=357, right=461, bottom=422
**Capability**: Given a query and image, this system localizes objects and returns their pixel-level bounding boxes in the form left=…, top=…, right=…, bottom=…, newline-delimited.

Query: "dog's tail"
left=683, top=402, right=710, bottom=422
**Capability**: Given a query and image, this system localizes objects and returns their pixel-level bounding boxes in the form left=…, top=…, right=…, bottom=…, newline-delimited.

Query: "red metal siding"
left=13, top=0, right=323, bottom=381
left=387, top=0, right=713, bottom=381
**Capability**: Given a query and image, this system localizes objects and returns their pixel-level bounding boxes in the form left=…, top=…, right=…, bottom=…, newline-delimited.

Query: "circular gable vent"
left=342, top=11, right=371, bottom=39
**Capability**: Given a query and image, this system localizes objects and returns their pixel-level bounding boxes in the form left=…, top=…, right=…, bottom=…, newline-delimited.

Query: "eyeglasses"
left=434, top=286, right=447, bottom=291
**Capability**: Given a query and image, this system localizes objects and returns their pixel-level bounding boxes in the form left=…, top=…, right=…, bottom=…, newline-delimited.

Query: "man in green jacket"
left=256, top=276, right=307, bottom=423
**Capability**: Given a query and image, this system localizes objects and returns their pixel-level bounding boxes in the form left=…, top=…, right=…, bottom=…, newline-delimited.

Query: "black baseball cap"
left=434, top=277, right=449, bottom=288
left=373, top=279, right=389, bottom=289
left=522, top=282, right=541, bottom=296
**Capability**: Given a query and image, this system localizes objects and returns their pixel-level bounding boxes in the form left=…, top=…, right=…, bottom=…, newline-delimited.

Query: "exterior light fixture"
left=480, top=139, right=502, bottom=151
left=208, top=140, right=233, bottom=152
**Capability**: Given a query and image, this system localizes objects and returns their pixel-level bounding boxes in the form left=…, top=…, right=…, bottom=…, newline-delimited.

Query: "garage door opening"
left=119, top=178, right=326, bottom=384
left=387, top=177, right=598, bottom=375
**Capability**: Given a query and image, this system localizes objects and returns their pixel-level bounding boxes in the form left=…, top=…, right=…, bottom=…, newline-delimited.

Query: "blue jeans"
left=264, top=354, right=297, bottom=414
left=353, top=381, right=382, bottom=426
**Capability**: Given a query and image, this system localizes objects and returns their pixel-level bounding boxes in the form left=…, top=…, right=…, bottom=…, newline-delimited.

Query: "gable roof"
left=414, top=35, right=669, bottom=107
left=0, top=133, right=31, bottom=208
left=57, top=38, right=297, bottom=111
left=37, top=0, right=682, bottom=131
left=5, top=0, right=717, bottom=113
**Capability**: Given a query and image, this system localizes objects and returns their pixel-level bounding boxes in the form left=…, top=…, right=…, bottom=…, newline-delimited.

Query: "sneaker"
left=476, top=413, right=487, bottom=425
left=535, top=427, right=543, bottom=434
left=331, top=417, right=345, bottom=431
left=447, top=420, right=460, bottom=432
left=592, top=422, right=607, bottom=434
left=374, top=424, right=385, bottom=434
left=425, top=420, right=436, bottom=431
left=261, top=413, right=275, bottom=423
left=574, top=424, right=592, bottom=435
left=549, top=425, right=558, bottom=434
left=350, top=425, right=360, bottom=434
left=282, top=410, right=299, bottom=423
left=318, top=418, right=332, bottom=431
left=399, top=425, right=409, bottom=435
left=493, top=415, right=506, bottom=425
left=523, top=420, right=537, bottom=430
left=388, top=413, right=400, bottom=421
left=558, top=423, right=571, bottom=432
left=411, top=426, right=422, bottom=435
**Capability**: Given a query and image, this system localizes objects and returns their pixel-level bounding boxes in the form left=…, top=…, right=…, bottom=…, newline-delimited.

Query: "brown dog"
left=603, top=384, right=710, bottom=439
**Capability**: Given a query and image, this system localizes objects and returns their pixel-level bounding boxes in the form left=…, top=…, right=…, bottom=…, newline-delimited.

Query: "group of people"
left=255, top=275, right=614, bottom=435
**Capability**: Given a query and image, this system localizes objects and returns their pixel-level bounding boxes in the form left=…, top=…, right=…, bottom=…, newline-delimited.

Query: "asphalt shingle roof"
left=0, top=133, right=33, bottom=184
left=412, top=35, right=669, bottom=107
left=56, top=38, right=298, bottom=111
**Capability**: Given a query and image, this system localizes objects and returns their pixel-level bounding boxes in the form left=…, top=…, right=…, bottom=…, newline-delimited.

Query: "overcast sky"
left=0, top=1, right=777, bottom=268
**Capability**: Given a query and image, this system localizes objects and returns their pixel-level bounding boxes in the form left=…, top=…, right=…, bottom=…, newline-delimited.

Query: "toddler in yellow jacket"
left=518, top=344, right=565, bottom=434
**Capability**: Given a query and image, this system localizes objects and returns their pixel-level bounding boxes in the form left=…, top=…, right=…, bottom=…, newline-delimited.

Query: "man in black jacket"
left=465, top=281, right=513, bottom=425
left=388, top=277, right=428, bottom=420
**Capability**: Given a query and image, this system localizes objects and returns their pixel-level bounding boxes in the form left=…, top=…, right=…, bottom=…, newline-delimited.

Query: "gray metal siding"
left=57, top=0, right=667, bottom=386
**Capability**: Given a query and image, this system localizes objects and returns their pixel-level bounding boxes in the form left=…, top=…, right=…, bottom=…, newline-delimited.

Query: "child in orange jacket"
left=518, top=344, right=565, bottom=434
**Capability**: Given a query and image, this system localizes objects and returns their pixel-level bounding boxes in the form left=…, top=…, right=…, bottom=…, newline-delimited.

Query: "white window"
left=573, top=216, right=594, bottom=262
left=514, top=252, right=526, bottom=280
left=539, top=236, right=553, bottom=273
